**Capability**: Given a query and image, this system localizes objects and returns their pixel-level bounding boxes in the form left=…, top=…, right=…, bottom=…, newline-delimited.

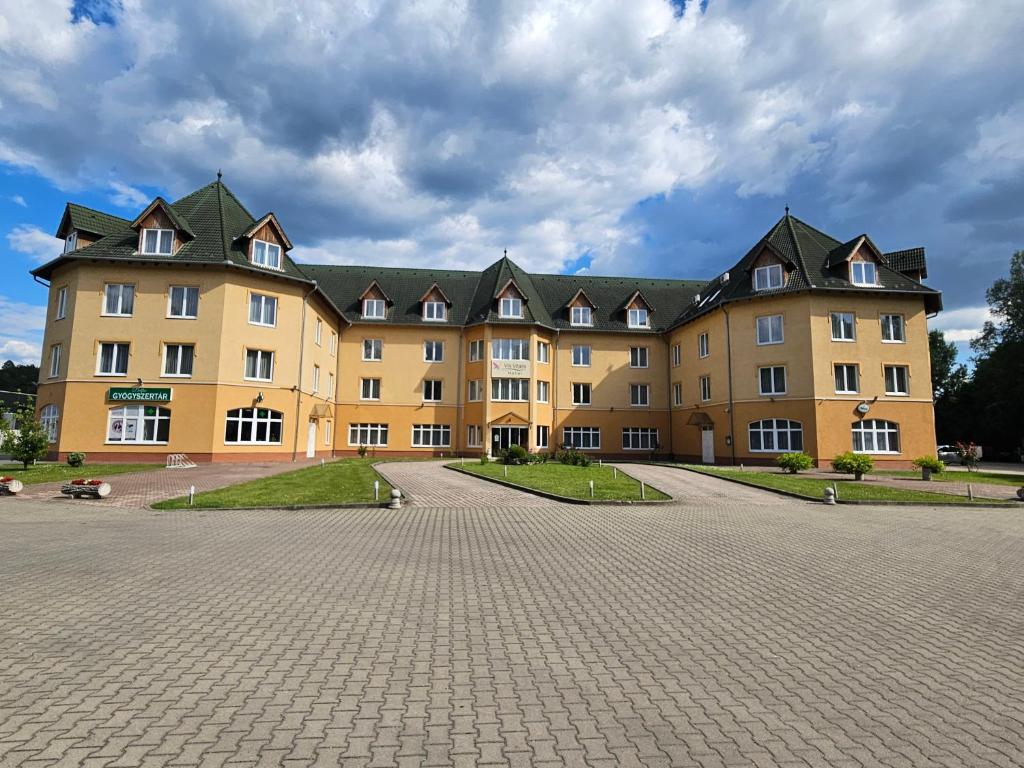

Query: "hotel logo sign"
left=491, top=359, right=531, bottom=377
left=107, top=387, right=173, bottom=402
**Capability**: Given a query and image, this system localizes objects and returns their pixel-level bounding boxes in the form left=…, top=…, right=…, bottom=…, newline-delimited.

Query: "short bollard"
left=321, top=459, right=325, bottom=468
left=967, top=483, right=974, bottom=501
left=640, top=482, right=646, bottom=500
left=612, top=466, right=618, bottom=479
left=504, top=464, right=508, bottom=478
left=823, top=487, right=836, bottom=505
left=373, top=480, right=379, bottom=501
left=589, top=480, right=594, bottom=498
left=188, top=485, right=195, bottom=506
left=832, top=481, right=839, bottom=501
left=388, top=488, right=402, bottom=509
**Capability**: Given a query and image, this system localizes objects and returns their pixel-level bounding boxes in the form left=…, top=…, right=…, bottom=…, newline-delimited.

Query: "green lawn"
left=153, top=459, right=392, bottom=509
left=0, top=463, right=161, bottom=485
left=879, top=470, right=1024, bottom=487
left=686, top=465, right=1011, bottom=504
left=455, top=461, right=669, bottom=501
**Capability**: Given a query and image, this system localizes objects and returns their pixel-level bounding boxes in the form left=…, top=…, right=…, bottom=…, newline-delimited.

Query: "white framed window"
left=225, top=407, right=283, bottom=444
left=424, top=341, right=444, bottom=362
left=834, top=364, right=859, bottom=394
left=103, top=284, right=135, bottom=316
left=563, top=426, right=600, bottom=450
left=536, top=425, right=549, bottom=449
left=163, top=343, right=194, bottom=377
left=141, top=228, right=173, bottom=256
left=881, top=314, right=905, bottom=343
left=851, top=261, right=877, bottom=286
left=424, top=301, right=447, bottom=321
left=571, top=306, right=592, bottom=326
left=698, top=333, right=709, bottom=358
left=349, top=423, right=388, bottom=447
left=108, top=405, right=171, bottom=444
left=324, top=419, right=333, bottom=445
left=39, top=404, right=59, bottom=443
left=671, top=344, right=681, bottom=367
left=758, top=366, right=787, bottom=396
left=315, top=318, right=322, bottom=345
left=168, top=286, right=199, bottom=319
left=491, top=378, right=529, bottom=401
left=491, top=339, right=529, bottom=360
left=48, top=344, right=61, bottom=379
left=629, top=383, right=650, bottom=407
left=252, top=239, right=282, bottom=269
left=884, top=365, right=910, bottom=396
left=360, top=378, right=381, bottom=400
left=537, top=380, right=549, bottom=403
left=672, top=382, right=682, bottom=406
left=244, top=349, right=274, bottom=381
left=572, top=382, right=591, bottom=405
left=630, top=347, right=648, bottom=368
left=362, top=339, right=382, bottom=361
left=55, top=286, right=67, bottom=320
left=329, top=331, right=337, bottom=356
left=627, top=307, right=649, bottom=328
left=328, top=372, right=335, bottom=398
left=468, top=380, right=482, bottom=401
left=699, top=375, right=711, bottom=402
left=537, top=341, right=550, bottom=363
left=423, top=379, right=443, bottom=402
left=412, top=424, right=451, bottom=447
left=468, top=340, right=484, bottom=361
left=249, top=293, right=277, bottom=327
left=749, top=419, right=803, bottom=453
left=622, top=427, right=659, bottom=451
left=64, top=232, right=77, bottom=253
left=571, top=345, right=591, bottom=367
left=499, top=296, right=523, bottom=318
left=831, top=312, right=856, bottom=341
left=753, top=264, right=783, bottom=291
left=97, top=342, right=129, bottom=376
left=467, top=425, right=483, bottom=448
left=362, top=298, right=386, bottom=319
left=756, top=315, right=784, bottom=345
left=852, top=419, right=900, bottom=453
left=312, top=365, right=320, bottom=393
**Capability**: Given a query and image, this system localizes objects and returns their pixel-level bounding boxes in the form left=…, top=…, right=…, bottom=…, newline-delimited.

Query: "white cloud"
left=11, top=194, right=26, bottom=207
left=929, top=306, right=993, bottom=342
left=0, top=296, right=46, bottom=366
left=7, top=224, right=59, bottom=263
left=108, top=180, right=149, bottom=209
left=0, top=339, right=41, bottom=365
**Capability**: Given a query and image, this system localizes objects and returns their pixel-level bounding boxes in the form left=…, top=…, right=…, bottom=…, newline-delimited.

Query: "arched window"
left=749, top=419, right=803, bottom=452
left=107, top=406, right=170, bottom=444
left=852, top=420, right=900, bottom=453
left=39, top=405, right=59, bottom=443
left=225, top=408, right=283, bottom=445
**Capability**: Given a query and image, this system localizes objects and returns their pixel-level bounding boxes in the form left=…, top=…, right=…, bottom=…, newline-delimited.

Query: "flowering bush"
left=955, top=441, right=979, bottom=471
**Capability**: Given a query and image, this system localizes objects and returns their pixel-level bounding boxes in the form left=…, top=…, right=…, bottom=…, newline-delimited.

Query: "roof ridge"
left=783, top=212, right=811, bottom=283
left=66, top=202, right=132, bottom=224
left=216, top=181, right=229, bottom=261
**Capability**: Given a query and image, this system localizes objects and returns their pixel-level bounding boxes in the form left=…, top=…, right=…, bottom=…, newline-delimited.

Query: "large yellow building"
left=31, top=181, right=942, bottom=467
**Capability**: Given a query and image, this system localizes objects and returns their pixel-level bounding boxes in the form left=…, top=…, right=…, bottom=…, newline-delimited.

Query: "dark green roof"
left=886, top=247, right=928, bottom=278
left=56, top=203, right=131, bottom=239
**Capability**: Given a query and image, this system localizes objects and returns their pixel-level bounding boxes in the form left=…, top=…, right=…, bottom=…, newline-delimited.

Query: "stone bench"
left=60, top=481, right=112, bottom=499
left=0, top=477, right=24, bottom=495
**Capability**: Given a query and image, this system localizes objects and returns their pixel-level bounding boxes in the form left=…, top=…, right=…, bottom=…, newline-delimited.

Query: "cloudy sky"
left=1, top=0, right=1021, bottom=365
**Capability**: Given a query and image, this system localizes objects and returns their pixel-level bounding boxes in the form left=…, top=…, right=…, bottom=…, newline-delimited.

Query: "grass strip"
left=457, top=461, right=669, bottom=501
left=0, top=463, right=162, bottom=485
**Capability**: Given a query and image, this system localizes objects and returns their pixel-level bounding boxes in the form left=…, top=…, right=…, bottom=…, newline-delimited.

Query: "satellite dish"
left=856, top=402, right=871, bottom=414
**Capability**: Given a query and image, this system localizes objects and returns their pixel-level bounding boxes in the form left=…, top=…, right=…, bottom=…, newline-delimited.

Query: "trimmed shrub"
left=501, top=444, right=529, bottom=465
left=479, top=454, right=490, bottom=465
left=776, top=452, right=813, bottom=474
left=556, top=447, right=592, bottom=467
left=832, top=451, right=874, bottom=479
left=67, top=452, right=86, bottom=468
left=357, top=444, right=368, bottom=458
left=912, top=456, right=945, bottom=473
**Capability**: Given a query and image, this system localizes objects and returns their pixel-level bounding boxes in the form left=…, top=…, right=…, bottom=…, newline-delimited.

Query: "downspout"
left=291, top=281, right=318, bottom=462
left=723, top=305, right=737, bottom=466
left=553, top=329, right=560, bottom=448
left=664, top=335, right=673, bottom=460
left=455, top=332, right=464, bottom=457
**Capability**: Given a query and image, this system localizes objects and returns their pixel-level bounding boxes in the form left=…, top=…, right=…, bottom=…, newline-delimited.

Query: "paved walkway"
left=375, top=460, right=556, bottom=508
left=618, top=463, right=798, bottom=507
left=10, top=460, right=322, bottom=508
left=2, top=495, right=1022, bottom=767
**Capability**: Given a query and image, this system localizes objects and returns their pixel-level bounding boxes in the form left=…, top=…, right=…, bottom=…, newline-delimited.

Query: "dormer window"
left=571, top=306, right=593, bottom=326
left=64, top=231, right=78, bottom=253
left=851, top=261, right=877, bottom=286
left=252, top=239, right=282, bottom=270
left=753, top=264, right=783, bottom=291
left=141, top=228, right=173, bottom=256
left=627, top=308, right=649, bottom=328
left=499, top=297, right=523, bottom=318
left=423, top=301, right=446, bottom=322
left=363, top=299, right=386, bottom=319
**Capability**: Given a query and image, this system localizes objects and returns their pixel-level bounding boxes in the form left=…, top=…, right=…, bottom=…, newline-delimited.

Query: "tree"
left=0, top=403, right=50, bottom=469
left=973, top=250, right=1024, bottom=355
left=928, top=330, right=966, bottom=399
left=0, top=360, right=40, bottom=396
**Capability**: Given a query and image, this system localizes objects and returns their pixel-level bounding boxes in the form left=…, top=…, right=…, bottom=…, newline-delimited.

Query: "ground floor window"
left=852, top=419, right=900, bottom=453
left=536, top=425, right=549, bottom=449
left=108, top=405, right=170, bottom=444
left=467, top=424, right=483, bottom=447
left=412, top=424, right=451, bottom=447
left=225, top=408, right=283, bottom=444
left=748, top=419, right=803, bottom=452
left=39, top=404, right=59, bottom=443
left=349, top=423, right=388, bottom=447
left=622, top=427, right=659, bottom=451
left=563, top=426, right=600, bottom=450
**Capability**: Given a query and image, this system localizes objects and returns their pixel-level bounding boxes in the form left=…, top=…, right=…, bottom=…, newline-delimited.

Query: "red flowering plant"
left=0, top=476, right=13, bottom=484
left=955, top=441, right=979, bottom=472
left=70, top=479, right=104, bottom=486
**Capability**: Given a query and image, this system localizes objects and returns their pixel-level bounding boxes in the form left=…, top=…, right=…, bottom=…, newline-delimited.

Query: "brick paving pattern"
left=2, top=470, right=1023, bottom=766
left=375, top=460, right=555, bottom=508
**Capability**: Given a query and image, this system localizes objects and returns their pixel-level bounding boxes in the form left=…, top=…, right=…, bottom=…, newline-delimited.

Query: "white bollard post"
left=188, top=485, right=195, bottom=506
left=589, top=480, right=594, bottom=498
left=321, top=458, right=325, bottom=468
left=823, top=487, right=836, bottom=505
left=641, top=482, right=646, bottom=500
left=613, top=466, right=618, bottom=479
left=374, top=480, right=379, bottom=501
left=832, top=482, right=839, bottom=501
left=967, top=483, right=974, bottom=501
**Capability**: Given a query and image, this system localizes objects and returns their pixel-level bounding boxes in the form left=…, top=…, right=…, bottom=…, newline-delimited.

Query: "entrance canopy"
left=687, top=411, right=714, bottom=426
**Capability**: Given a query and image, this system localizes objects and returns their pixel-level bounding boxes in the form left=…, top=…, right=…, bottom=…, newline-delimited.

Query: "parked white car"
left=937, top=445, right=983, bottom=464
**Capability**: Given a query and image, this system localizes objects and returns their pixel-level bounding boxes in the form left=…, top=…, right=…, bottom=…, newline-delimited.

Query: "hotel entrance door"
left=491, top=426, right=528, bottom=454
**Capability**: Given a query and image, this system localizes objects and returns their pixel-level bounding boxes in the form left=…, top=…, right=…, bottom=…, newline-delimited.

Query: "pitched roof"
left=55, top=203, right=131, bottom=239
left=886, top=247, right=928, bottom=278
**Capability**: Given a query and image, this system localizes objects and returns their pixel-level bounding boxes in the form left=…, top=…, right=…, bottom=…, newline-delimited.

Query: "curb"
left=444, top=463, right=672, bottom=506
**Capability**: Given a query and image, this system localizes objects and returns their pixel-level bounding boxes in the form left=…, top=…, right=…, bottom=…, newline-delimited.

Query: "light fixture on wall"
left=255, top=392, right=265, bottom=404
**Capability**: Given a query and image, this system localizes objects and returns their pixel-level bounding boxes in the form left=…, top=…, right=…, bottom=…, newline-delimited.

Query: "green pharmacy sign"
left=107, top=387, right=173, bottom=403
